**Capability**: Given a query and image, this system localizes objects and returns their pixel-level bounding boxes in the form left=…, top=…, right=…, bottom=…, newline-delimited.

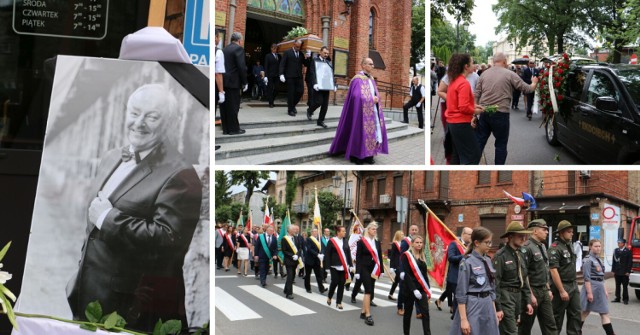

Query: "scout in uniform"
left=493, top=222, right=533, bottom=335
left=580, top=239, right=617, bottom=335
left=449, top=226, right=499, bottom=335
left=549, top=220, right=581, bottom=335
left=519, top=219, right=558, bottom=335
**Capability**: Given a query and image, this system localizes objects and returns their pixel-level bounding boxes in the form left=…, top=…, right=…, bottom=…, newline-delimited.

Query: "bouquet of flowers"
left=283, top=26, right=308, bottom=41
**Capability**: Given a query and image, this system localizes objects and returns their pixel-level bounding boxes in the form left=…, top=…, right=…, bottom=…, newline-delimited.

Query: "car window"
left=586, top=72, right=618, bottom=106
left=616, top=68, right=640, bottom=108
left=567, top=69, right=587, bottom=99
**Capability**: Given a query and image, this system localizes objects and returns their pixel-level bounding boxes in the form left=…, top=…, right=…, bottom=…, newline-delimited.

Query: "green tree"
left=623, top=0, right=640, bottom=45
left=411, top=0, right=426, bottom=76
left=431, top=19, right=476, bottom=57
left=214, top=170, right=232, bottom=207
left=307, top=191, right=343, bottom=228
left=229, top=171, right=270, bottom=206
left=284, top=172, right=298, bottom=210
left=431, top=0, right=475, bottom=26
left=215, top=202, right=248, bottom=225
left=589, top=0, right=631, bottom=63
left=493, top=0, right=590, bottom=54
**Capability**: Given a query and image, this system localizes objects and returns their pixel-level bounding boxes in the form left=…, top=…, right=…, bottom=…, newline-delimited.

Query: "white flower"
left=0, top=264, right=12, bottom=284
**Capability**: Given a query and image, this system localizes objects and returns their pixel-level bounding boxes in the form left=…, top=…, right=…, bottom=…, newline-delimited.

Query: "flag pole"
left=314, top=186, right=323, bottom=269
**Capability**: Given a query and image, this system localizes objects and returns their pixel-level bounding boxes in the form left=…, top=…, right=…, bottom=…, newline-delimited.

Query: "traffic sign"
left=184, top=0, right=210, bottom=65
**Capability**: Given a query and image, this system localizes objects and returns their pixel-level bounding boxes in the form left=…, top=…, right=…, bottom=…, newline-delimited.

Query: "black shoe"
left=612, top=299, right=621, bottom=303
left=294, top=108, right=298, bottom=115
left=370, top=301, right=377, bottom=307
left=360, top=312, right=366, bottom=320
left=306, top=289, right=312, bottom=293
left=351, top=297, right=356, bottom=303
left=364, top=156, right=375, bottom=164
left=624, top=301, right=629, bottom=305
left=269, top=104, right=275, bottom=108
left=527, top=115, right=532, bottom=120
left=388, top=295, right=396, bottom=301
left=307, top=109, right=313, bottom=120
left=261, top=283, right=267, bottom=287
left=288, top=112, right=296, bottom=117
left=320, top=288, right=327, bottom=294
left=345, top=286, right=350, bottom=291
left=317, top=122, right=327, bottom=128
left=364, top=316, right=374, bottom=326
left=401, top=120, right=409, bottom=124
left=229, top=129, right=246, bottom=135
left=286, top=295, right=294, bottom=299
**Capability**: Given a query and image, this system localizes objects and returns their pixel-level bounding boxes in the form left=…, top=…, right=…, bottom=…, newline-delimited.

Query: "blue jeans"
left=476, top=112, right=510, bottom=165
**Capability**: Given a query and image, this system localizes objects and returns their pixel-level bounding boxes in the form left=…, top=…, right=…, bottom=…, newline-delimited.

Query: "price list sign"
left=13, top=0, right=109, bottom=40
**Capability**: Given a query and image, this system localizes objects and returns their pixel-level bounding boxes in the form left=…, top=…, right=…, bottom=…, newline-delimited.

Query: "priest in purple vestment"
left=329, top=57, right=389, bottom=164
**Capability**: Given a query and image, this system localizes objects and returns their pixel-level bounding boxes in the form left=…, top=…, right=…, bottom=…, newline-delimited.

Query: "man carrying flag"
left=263, top=197, right=271, bottom=226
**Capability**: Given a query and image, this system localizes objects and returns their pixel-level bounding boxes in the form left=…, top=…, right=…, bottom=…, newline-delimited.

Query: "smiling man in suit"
left=66, top=84, right=203, bottom=332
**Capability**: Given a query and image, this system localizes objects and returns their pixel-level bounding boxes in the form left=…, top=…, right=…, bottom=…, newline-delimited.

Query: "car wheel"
left=545, top=117, right=559, bottom=146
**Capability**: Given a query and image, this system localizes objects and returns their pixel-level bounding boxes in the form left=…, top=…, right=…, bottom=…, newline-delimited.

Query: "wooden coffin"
left=277, top=34, right=323, bottom=53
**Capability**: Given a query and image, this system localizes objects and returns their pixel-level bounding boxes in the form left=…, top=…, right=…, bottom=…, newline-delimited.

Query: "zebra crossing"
left=215, top=273, right=444, bottom=322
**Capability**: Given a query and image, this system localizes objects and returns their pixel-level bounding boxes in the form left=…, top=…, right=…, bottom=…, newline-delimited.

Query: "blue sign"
left=591, top=213, right=599, bottom=220
left=589, top=225, right=601, bottom=240
left=183, top=0, right=210, bottom=65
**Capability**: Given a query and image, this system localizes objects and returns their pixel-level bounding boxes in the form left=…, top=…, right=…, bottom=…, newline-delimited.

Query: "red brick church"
left=214, top=0, right=413, bottom=107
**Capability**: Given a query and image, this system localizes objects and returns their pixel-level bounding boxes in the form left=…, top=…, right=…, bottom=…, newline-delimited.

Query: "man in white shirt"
left=402, top=76, right=426, bottom=129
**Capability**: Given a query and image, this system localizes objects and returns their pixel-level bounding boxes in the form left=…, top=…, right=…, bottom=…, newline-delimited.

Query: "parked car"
left=545, top=63, right=640, bottom=164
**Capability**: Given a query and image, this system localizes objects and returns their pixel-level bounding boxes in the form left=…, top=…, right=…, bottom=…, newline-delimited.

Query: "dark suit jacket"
left=264, top=52, right=280, bottom=78
left=281, top=235, right=302, bottom=267
left=303, top=56, right=333, bottom=86
left=255, top=233, right=278, bottom=261
left=612, top=247, right=632, bottom=275
left=279, top=48, right=304, bottom=79
left=66, top=143, right=202, bottom=330
left=522, top=67, right=538, bottom=85
left=295, top=234, right=306, bottom=258
left=325, top=238, right=352, bottom=268
left=304, top=236, right=323, bottom=266
left=356, top=238, right=384, bottom=276
left=400, top=252, right=431, bottom=293
left=446, top=241, right=464, bottom=284
left=222, top=42, right=247, bottom=89
left=389, top=242, right=402, bottom=269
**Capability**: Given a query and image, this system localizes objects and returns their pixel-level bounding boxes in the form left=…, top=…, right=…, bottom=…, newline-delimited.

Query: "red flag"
left=503, top=190, right=525, bottom=207
left=426, top=210, right=465, bottom=288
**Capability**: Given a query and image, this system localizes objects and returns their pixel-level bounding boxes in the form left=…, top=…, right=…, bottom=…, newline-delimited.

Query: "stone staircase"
left=215, top=114, right=424, bottom=165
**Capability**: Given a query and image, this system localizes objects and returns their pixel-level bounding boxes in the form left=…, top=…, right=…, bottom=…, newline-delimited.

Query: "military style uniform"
left=548, top=221, right=581, bottom=335
left=519, top=219, right=557, bottom=335
left=494, top=246, right=531, bottom=333
left=449, top=250, right=499, bottom=335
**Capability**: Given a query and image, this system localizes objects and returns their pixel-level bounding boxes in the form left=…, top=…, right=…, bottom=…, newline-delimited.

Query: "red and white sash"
left=404, top=251, right=432, bottom=299
left=403, top=236, right=412, bottom=247
left=217, top=228, right=226, bottom=239
left=393, top=241, right=401, bottom=253
left=225, top=233, right=235, bottom=250
left=330, top=237, right=351, bottom=282
left=239, top=234, right=250, bottom=247
left=361, top=237, right=381, bottom=279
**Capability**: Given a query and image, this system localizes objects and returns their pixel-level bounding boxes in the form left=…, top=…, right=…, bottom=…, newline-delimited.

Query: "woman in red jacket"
left=444, top=54, right=483, bottom=164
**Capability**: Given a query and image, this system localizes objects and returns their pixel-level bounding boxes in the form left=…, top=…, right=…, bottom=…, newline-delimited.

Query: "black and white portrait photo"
left=15, top=56, right=210, bottom=333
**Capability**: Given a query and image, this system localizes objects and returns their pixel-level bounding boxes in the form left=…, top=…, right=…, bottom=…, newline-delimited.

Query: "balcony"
left=292, top=203, right=308, bottom=214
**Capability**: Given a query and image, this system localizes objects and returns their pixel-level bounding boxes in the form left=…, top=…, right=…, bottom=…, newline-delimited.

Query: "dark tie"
left=268, top=236, right=271, bottom=244
left=121, top=147, right=140, bottom=163
left=295, top=51, right=298, bottom=58
left=482, top=258, right=495, bottom=285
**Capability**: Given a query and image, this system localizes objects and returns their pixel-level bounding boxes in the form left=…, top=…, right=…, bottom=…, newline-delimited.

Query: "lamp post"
left=332, top=171, right=348, bottom=227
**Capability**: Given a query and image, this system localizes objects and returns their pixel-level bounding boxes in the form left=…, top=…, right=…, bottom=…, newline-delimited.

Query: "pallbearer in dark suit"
left=282, top=225, right=303, bottom=299
left=325, top=226, right=352, bottom=309
left=401, top=235, right=432, bottom=335
left=255, top=225, right=278, bottom=287
left=279, top=39, right=306, bottom=116
left=264, top=44, right=280, bottom=108
left=304, top=228, right=327, bottom=293
left=356, top=222, right=384, bottom=326
left=221, top=32, right=248, bottom=135
left=304, top=46, right=335, bottom=128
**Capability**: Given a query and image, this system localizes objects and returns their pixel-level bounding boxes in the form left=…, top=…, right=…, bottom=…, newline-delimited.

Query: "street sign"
left=602, top=204, right=620, bottom=230
left=591, top=213, right=599, bottom=221
left=590, top=225, right=601, bottom=240
left=511, top=214, right=524, bottom=220
left=458, top=214, right=463, bottom=222
left=184, top=0, right=210, bottom=65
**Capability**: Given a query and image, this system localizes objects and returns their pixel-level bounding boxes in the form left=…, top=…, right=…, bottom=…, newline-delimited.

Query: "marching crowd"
left=215, top=218, right=633, bottom=335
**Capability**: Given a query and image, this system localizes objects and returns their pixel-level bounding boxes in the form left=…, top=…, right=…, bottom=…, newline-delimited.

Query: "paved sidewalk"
left=306, top=135, right=425, bottom=165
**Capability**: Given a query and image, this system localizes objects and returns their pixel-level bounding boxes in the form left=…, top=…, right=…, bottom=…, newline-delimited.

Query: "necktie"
left=121, top=147, right=140, bottom=163
left=295, top=51, right=298, bottom=58
left=516, top=251, right=524, bottom=288
left=268, top=236, right=271, bottom=244
left=482, top=258, right=494, bottom=285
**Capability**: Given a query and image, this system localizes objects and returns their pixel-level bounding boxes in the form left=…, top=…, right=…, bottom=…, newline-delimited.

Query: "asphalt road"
left=214, top=267, right=640, bottom=334
left=429, top=97, right=583, bottom=165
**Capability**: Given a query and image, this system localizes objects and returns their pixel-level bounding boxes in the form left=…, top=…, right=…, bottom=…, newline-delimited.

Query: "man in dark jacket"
left=220, top=32, right=248, bottom=135
left=255, top=225, right=278, bottom=287
left=263, top=43, right=280, bottom=108
left=612, top=238, right=633, bottom=304
left=304, top=228, right=327, bottom=293
left=282, top=225, right=303, bottom=299
left=279, top=39, right=306, bottom=116
left=522, top=60, right=538, bottom=120
left=304, top=46, right=335, bottom=128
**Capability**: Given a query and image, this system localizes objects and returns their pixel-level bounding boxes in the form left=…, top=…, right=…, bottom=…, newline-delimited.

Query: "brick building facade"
left=214, top=0, right=413, bottom=107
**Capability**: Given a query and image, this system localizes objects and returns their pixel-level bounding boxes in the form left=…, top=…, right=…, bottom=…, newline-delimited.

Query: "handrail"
left=331, top=76, right=412, bottom=109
